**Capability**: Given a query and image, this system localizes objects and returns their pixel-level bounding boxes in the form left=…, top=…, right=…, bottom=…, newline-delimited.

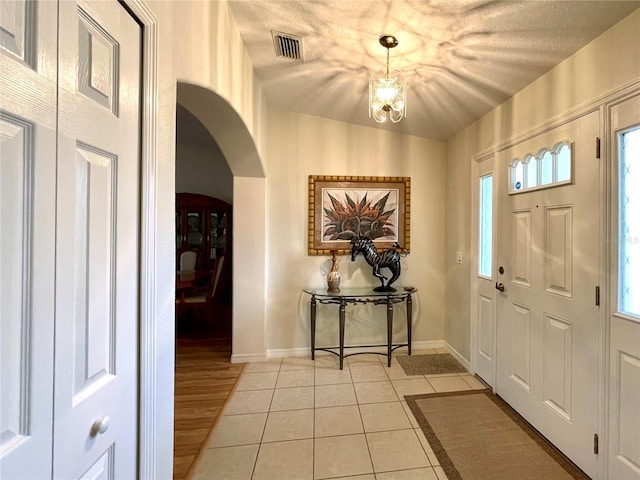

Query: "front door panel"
left=497, top=111, right=600, bottom=477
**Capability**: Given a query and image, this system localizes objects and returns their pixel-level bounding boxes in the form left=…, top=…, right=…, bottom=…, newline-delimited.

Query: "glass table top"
left=303, top=286, right=417, bottom=298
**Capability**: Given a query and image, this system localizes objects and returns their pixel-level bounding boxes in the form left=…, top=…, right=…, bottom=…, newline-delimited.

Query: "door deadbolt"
left=498, top=266, right=504, bottom=274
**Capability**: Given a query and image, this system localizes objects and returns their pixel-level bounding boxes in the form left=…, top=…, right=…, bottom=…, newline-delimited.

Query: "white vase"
left=327, top=251, right=341, bottom=293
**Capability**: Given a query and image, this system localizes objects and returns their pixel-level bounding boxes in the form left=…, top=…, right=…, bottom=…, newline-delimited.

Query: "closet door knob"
left=91, top=416, right=110, bottom=436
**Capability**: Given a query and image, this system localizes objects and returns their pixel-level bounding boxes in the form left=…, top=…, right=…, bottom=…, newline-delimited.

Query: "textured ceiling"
left=228, top=0, right=639, bottom=141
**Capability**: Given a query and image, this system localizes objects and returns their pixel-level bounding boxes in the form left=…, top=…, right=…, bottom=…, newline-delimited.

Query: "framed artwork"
left=308, top=175, right=411, bottom=255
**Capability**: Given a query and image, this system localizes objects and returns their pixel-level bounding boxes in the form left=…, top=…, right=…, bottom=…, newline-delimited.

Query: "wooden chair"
left=176, top=256, right=225, bottom=326
left=179, top=250, right=198, bottom=271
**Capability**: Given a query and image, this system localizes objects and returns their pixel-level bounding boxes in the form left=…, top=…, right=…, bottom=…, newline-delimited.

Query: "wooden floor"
left=173, top=316, right=244, bottom=480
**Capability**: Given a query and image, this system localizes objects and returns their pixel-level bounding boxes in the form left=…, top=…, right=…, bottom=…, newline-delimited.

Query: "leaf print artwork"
left=308, top=176, right=410, bottom=256
left=322, top=188, right=398, bottom=242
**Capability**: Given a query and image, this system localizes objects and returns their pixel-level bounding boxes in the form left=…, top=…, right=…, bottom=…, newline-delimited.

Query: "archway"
left=177, top=82, right=265, bottom=178
left=176, top=81, right=267, bottom=361
left=173, top=82, right=267, bottom=478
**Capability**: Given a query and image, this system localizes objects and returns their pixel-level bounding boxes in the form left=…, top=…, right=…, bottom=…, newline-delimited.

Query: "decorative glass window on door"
left=556, top=144, right=571, bottom=182
left=539, top=149, right=553, bottom=186
left=619, top=127, right=640, bottom=318
left=525, top=154, right=537, bottom=189
left=513, top=159, right=524, bottom=191
left=509, top=141, right=573, bottom=193
left=478, top=174, right=493, bottom=278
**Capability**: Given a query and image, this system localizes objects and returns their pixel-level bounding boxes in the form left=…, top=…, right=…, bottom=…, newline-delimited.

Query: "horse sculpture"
left=350, top=237, right=402, bottom=291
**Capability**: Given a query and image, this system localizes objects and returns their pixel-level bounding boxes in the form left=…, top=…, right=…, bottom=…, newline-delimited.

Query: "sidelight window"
left=479, top=174, right=493, bottom=278
left=619, top=127, right=640, bottom=317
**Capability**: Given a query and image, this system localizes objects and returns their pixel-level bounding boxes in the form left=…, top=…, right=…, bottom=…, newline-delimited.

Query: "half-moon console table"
left=303, top=287, right=416, bottom=370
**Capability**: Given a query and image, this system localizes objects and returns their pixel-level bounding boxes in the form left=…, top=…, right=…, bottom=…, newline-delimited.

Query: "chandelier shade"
left=369, top=35, right=406, bottom=123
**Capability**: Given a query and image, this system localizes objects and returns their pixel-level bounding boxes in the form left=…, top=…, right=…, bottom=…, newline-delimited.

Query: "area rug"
left=405, top=390, right=589, bottom=480
left=396, top=353, right=467, bottom=375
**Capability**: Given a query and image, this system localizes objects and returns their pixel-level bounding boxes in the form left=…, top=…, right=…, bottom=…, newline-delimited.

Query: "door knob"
left=495, top=282, right=505, bottom=292
left=90, top=416, right=110, bottom=436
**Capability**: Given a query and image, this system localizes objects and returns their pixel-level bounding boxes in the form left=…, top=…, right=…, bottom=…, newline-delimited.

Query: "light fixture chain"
left=386, top=46, right=390, bottom=79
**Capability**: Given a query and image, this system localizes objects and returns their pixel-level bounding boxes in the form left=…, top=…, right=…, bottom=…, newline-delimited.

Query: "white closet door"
left=0, top=1, right=58, bottom=478
left=53, top=1, right=141, bottom=478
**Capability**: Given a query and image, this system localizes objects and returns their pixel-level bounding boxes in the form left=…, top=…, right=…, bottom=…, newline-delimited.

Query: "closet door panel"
left=0, top=1, right=58, bottom=478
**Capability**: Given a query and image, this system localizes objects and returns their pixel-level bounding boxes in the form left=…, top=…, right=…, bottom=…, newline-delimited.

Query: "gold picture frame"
left=308, top=175, right=411, bottom=256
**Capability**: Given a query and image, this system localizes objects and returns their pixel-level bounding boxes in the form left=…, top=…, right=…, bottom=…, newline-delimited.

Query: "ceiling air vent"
left=272, top=31, right=303, bottom=61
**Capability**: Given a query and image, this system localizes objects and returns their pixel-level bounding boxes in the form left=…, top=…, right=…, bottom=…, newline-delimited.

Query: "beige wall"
left=167, top=0, right=449, bottom=359
left=173, top=1, right=267, bottom=160
left=445, top=8, right=640, bottom=360
left=265, top=108, right=447, bottom=353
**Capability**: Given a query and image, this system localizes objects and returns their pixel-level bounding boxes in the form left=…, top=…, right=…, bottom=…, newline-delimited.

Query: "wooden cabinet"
left=176, top=193, right=231, bottom=299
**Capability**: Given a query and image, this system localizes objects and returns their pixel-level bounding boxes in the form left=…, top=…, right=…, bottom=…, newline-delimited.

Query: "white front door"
left=608, top=92, right=640, bottom=480
left=473, top=155, right=497, bottom=387
left=53, top=1, right=141, bottom=478
left=0, top=2, right=58, bottom=478
left=496, top=111, right=600, bottom=477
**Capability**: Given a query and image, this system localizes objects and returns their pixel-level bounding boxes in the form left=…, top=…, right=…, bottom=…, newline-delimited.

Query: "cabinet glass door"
left=210, top=211, right=227, bottom=261
left=186, top=211, right=204, bottom=250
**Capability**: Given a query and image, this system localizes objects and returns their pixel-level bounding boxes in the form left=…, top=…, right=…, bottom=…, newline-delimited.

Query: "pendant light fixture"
left=369, top=35, right=406, bottom=123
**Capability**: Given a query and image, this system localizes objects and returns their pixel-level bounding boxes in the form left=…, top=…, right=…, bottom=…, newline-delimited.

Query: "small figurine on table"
left=350, top=237, right=404, bottom=292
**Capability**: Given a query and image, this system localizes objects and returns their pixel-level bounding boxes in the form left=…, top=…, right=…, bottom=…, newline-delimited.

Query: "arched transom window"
left=509, top=141, right=573, bottom=193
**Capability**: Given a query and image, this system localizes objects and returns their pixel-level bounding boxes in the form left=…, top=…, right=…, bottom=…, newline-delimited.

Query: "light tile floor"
left=191, top=348, right=486, bottom=480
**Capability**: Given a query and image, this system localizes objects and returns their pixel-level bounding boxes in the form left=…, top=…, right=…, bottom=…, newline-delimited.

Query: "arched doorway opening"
left=173, top=82, right=266, bottom=479
left=175, top=103, right=233, bottom=337
left=175, top=80, right=266, bottom=346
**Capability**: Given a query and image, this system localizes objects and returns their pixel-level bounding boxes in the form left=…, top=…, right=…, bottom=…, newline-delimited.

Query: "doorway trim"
left=118, top=1, right=168, bottom=478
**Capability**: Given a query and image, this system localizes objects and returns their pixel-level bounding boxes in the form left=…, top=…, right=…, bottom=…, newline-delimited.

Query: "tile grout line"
left=359, top=360, right=380, bottom=478
left=250, top=360, right=283, bottom=480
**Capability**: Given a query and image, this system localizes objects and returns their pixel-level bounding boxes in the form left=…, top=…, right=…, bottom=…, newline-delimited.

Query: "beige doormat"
left=405, top=390, right=589, bottom=480
left=396, top=353, right=467, bottom=375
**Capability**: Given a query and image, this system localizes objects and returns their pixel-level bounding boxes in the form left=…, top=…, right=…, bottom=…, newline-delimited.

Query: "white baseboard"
left=230, top=353, right=267, bottom=364
left=443, top=341, right=471, bottom=371
left=411, top=340, right=445, bottom=351
left=236, top=341, right=470, bottom=369
left=266, top=347, right=310, bottom=359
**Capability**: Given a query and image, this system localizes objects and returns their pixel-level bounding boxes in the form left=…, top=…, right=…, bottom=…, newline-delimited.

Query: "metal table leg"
left=387, top=298, right=393, bottom=367
left=339, top=298, right=346, bottom=370
left=406, top=294, right=412, bottom=355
